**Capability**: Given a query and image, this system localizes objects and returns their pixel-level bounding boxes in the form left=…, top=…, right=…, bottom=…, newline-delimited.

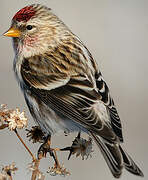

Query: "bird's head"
left=3, top=4, right=70, bottom=58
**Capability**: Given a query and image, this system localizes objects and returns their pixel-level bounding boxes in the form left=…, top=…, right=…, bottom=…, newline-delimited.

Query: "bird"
left=3, top=4, right=143, bottom=178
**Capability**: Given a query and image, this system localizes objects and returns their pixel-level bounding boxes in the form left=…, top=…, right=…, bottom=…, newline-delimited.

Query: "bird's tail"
left=119, top=145, right=144, bottom=177
left=90, top=133, right=144, bottom=178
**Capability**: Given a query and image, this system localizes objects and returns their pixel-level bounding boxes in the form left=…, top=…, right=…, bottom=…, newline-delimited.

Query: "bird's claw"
left=37, top=135, right=51, bottom=159
left=37, top=135, right=61, bottom=168
left=60, top=132, right=81, bottom=160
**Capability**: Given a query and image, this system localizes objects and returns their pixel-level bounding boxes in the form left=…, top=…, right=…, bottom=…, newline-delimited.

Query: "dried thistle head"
left=0, top=104, right=28, bottom=131
left=61, top=133, right=93, bottom=160
left=26, top=126, right=44, bottom=143
left=7, top=108, right=28, bottom=130
left=47, top=164, right=70, bottom=177
left=71, top=136, right=93, bottom=160
left=0, top=104, right=13, bottom=127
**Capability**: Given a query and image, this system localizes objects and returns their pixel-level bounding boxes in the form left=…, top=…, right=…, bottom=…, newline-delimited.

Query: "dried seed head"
left=7, top=108, right=28, bottom=130
left=71, top=136, right=93, bottom=160
left=47, top=164, right=70, bottom=177
left=0, top=162, right=18, bottom=179
left=26, top=126, right=44, bottom=143
left=0, top=104, right=13, bottom=125
left=0, top=105, right=28, bottom=131
left=61, top=133, right=93, bottom=160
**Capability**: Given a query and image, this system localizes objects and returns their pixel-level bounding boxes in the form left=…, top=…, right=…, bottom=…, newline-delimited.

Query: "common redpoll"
left=4, top=4, right=143, bottom=178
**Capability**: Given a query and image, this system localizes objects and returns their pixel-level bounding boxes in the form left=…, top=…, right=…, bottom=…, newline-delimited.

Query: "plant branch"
left=53, top=149, right=60, bottom=168
left=31, top=159, right=40, bottom=180
left=14, top=129, right=36, bottom=161
left=8, top=175, right=13, bottom=180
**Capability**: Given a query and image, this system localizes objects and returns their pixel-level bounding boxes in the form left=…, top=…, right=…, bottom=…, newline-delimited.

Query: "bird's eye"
left=26, top=25, right=33, bottom=30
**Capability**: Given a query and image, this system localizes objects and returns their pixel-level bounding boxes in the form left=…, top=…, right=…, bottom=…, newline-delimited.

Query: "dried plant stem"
left=14, top=129, right=36, bottom=161
left=8, top=175, right=13, bottom=180
left=31, top=159, right=40, bottom=180
left=53, top=149, right=60, bottom=168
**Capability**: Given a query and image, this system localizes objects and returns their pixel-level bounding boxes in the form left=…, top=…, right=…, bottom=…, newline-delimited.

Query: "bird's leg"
left=60, top=132, right=81, bottom=160
left=51, top=149, right=61, bottom=168
left=37, top=135, right=61, bottom=168
left=37, top=135, right=51, bottom=159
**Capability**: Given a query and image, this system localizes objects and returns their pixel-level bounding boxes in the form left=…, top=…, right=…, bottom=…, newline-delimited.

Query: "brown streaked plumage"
left=4, top=4, right=143, bottom=178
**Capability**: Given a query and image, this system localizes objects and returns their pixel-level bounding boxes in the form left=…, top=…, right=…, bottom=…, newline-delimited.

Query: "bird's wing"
left=21, top=52, right=118, bottom=143
left=76, top=37, right=123, bottom=141
left=95, top=71, right=123, bottom=142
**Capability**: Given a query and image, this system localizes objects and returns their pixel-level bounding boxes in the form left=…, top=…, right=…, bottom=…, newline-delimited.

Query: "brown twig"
left=8, top=175, right=13, bottom=180
left=53, top=149, right=61, bottom=168
left=14, top=129, right=36, bottom=161
left=31, top=159, right=40, bottom=180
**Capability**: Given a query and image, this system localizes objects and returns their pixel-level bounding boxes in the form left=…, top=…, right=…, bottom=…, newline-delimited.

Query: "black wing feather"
left=95, top=71, right=123, bottom=142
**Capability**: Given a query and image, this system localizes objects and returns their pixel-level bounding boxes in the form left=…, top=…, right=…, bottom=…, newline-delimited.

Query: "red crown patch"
left=13, top=6, right=36, bottom=22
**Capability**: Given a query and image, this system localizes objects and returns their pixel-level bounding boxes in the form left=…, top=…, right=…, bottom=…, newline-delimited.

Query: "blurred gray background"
left=0, top=0, right=148, bottom=179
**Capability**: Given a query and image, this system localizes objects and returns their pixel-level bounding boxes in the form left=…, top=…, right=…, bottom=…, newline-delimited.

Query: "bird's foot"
left=37, top=135, right=61, bottom=168
left=37, top=135, right=51, bottom=159
left=60, top=132, right=93, bottom=160
left=60, top=132, right=81, bottom=160
left=37, top=135, right=71, bottom=176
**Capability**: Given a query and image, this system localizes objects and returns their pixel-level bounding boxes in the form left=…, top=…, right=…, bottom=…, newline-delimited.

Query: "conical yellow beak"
left=3, top=27, right=21, bottom=37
